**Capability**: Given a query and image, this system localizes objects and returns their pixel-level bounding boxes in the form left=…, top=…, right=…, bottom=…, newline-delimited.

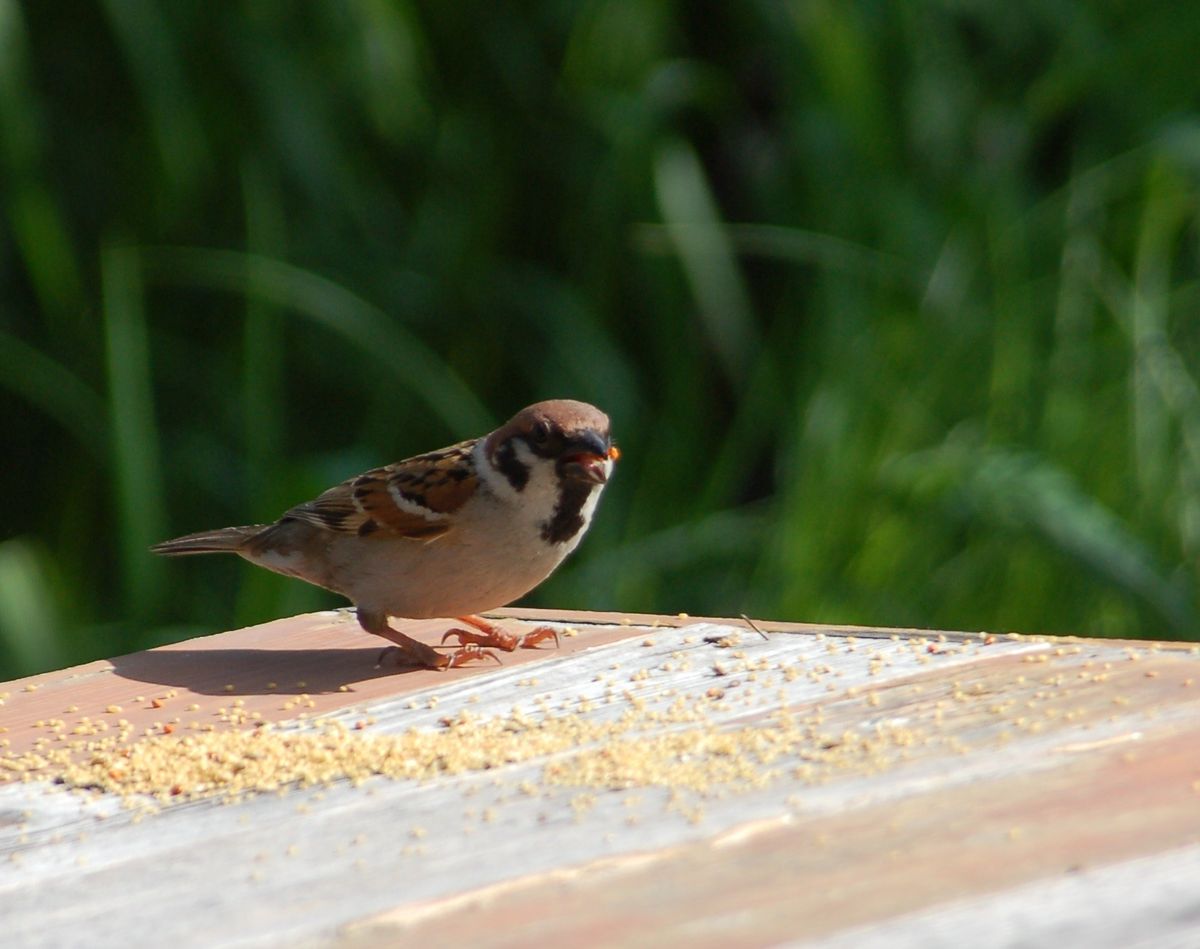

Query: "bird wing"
left=282, top=439, right=479, bottom=541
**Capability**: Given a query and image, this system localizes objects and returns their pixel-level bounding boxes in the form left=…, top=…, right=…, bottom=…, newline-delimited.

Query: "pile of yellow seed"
left=10, top=630, right=1157, bottom=812
left=541, top=716, right=922, bottom=792
left=1, top=698, right=934, bottom=810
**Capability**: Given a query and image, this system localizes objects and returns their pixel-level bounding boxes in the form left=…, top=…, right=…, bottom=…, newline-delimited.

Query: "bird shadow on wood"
left=109, top=648, right=428, bottom=695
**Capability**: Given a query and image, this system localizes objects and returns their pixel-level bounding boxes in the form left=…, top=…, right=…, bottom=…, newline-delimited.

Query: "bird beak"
left=561, top=434, right=617, bottom=484
left=562, top=454, right=609, bottom=484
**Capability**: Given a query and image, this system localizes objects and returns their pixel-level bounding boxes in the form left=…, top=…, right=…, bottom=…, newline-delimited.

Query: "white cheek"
left=473, top=438, right=563, bottom=510
left=520, top=455, right=564, bottom=510
left=513, top=440, right=538, bottom=467
left=474, top=438, right=525, bottom=501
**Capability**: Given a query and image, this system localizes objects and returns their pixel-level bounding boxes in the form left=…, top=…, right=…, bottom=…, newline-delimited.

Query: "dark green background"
left=4, top=3, right=1200, bottom=679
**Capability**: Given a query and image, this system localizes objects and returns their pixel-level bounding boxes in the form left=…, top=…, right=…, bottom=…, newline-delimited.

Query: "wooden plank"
left=2, top=611, right=1199, bottom=947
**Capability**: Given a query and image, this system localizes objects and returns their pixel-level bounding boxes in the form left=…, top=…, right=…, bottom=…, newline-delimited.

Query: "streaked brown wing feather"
left=281, top=439, right=478, bottom=540
left=384, top=440, right=478, bottom=514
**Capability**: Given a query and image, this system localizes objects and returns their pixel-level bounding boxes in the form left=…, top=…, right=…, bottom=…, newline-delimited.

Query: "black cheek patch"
left=495, top=442, right=530, bottom=491
left=541, top=480, right=591, bottom=544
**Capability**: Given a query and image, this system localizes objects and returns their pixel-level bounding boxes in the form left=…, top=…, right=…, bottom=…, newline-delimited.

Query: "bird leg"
left=358, top=609, right=499, bottom=670
left=441, top=615, right=560, bottom=652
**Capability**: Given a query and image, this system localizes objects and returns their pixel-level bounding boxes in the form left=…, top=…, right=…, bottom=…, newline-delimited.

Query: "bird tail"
left=150, top=525, right=267, bottom=556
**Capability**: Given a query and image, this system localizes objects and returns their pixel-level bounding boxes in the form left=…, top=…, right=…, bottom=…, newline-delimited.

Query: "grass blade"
left=0, top=329, right=108, bottom=458
left=141, top=246, right=492, bottom=437
left=653, top=140, right=758, bottom=384
left=0, top=539, right=66, bottom=674
left=102, top=243, right=167, bottom=620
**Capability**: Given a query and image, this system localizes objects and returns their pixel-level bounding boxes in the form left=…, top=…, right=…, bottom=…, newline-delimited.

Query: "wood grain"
left=2, top=610, right=1198, bottom=948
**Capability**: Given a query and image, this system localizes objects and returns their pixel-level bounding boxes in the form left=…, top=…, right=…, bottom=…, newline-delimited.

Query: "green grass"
left=2, top=2, right=1200, bottom=678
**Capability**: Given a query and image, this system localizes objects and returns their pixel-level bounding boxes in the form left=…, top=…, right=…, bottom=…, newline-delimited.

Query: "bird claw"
left=441, top=627, right=519, bottom=651
left=440, top=618, right=560, bottom=653
left=517, top=626, right=559, bottom=650
left=443, top=644, right=503, bottom=668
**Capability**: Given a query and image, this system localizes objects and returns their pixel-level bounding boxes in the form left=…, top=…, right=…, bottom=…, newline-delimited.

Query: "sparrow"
left=151, top=399, right=618, bottom=669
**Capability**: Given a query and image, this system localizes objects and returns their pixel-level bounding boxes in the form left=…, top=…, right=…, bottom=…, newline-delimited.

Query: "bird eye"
left=530, top=420, right=551, bottom=444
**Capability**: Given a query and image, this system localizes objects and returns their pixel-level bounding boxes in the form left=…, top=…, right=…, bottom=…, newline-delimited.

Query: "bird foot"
left=441, top=626, right=517, bottom=651
left=441, top=617, right=560, bottom=652
left=443, top=644, right=503, bottom=668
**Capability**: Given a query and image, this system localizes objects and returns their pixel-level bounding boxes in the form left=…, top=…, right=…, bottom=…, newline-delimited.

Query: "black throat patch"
left=541, top=480, right=592, bottom=544
left=493, top=441, right=530, bottom=491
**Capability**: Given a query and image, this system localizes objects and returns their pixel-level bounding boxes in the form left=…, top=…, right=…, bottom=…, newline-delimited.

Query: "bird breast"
left=323, top=475, right=602, bottom=619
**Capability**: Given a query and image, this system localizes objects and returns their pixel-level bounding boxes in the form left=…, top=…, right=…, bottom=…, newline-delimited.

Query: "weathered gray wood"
left=2, top=614, right=1199, bottom=948
left=807, top=844, right=1200, bottom=949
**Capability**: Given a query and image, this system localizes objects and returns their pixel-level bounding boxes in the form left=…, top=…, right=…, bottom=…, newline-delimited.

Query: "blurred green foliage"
left=3, top=2, right=1200, bottom=679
